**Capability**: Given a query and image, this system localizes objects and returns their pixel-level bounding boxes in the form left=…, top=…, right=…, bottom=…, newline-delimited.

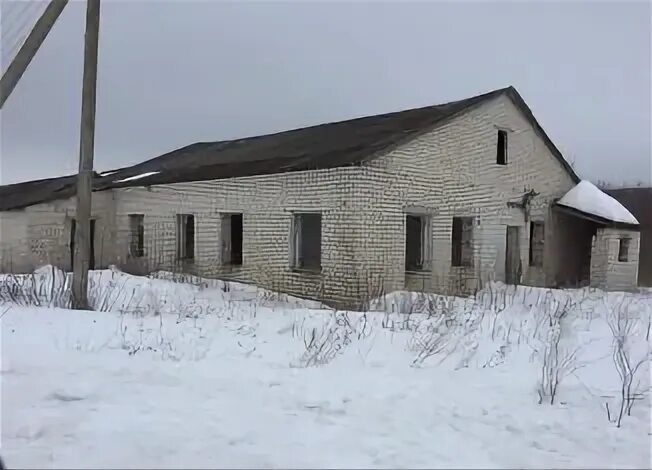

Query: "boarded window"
left=529, top=221, right=544, bottom=267
left=405, top=214, right=432, bottom=271
left=128, top=214, right=144, bottom=258
left=451, top=216, right=474, bottom=267
left=618, top=238, right=630, bottom=262
left=176, top=214, right=195, bottom=260
left=497, top=130, right=508, bottom=165
left=221, top=213, right=243, bottom=266
left=290, top=213, right=321, bottom=271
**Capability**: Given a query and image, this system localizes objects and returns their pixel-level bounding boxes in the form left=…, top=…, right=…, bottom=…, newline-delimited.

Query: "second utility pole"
left=72, top=0, right=100, bottom=309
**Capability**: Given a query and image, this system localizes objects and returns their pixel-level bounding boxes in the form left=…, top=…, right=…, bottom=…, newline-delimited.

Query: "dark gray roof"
left=0, top=173, right=101, bottom=211
left=1, top=86, right=579, bottom=211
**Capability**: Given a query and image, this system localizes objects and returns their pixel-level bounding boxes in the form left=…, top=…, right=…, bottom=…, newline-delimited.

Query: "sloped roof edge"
left=0, top=86, right=580, bottom=210
left=557, top=180, right=640, bottom=226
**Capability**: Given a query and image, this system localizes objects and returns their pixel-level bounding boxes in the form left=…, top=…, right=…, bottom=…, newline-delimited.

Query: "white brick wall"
left=0, top=191, right=115, bottom=273
left=0, top=211, right=28, bottom=271
left=591, top=228, right=640, bottom=290
left=110, top=168, right=361, bottom=306
left=0, top=93, right=641, bottom=305
left=347, top=94, right=577, bottom=298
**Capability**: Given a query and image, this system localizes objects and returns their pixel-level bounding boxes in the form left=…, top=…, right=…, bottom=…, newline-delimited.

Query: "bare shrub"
left=606, top=295, right=650, bottom=427
left=409, top=316, right=451, bottom=366
left=0, top=267, right=71, bottom=308
left=296, top=311, right=371, bottom=367
left=532, top=297, right=585, bottom=405
left=407, top=296, right=483, bottom=367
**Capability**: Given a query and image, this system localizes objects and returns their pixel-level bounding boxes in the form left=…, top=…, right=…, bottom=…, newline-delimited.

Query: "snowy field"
left=1, top=267, right=651, bottom=469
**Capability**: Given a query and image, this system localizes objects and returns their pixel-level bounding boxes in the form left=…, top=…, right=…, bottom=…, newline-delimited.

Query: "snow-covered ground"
left=1, top=268, right=650, bottom=468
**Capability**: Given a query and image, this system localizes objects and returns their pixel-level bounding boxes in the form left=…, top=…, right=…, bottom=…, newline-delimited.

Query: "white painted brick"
left=0, top=94, right=640, bottom=306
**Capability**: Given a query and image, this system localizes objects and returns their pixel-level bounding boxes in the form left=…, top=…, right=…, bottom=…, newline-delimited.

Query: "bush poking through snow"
left=295, top=312, right=372, bottom=367
left=409, top=317, right=452, bottom=366
left=0, top=266, right=71, bottom=308
left=532, top=297, right=585, bottom=405
left=606, top=295, right=650, bottom=427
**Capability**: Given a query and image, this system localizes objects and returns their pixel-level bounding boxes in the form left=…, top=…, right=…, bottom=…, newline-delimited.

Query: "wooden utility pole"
left=72, top=0, right=100, bottom=309
left=0, top=0, right=68, bottom=109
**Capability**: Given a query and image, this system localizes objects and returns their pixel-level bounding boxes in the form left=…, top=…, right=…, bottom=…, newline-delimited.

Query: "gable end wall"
left=347, top=94, right=577, bottom=297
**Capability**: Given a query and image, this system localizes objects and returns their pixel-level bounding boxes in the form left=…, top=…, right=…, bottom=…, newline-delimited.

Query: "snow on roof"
left=557, top=180, right=639, bottom=225
left=113, top=171, right=160, bottom=183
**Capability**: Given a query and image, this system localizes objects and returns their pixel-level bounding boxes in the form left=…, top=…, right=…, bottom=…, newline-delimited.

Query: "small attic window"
left=497, top=129, right=508, bottom=165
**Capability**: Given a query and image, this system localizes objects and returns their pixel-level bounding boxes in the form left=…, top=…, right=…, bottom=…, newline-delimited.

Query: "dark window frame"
left=290, top=212, right=322, bottom=272
left=220, top=212, right=243, bottom=267
left=177, top=214, right=195, bottom=261
left=497, top=129, right=508, bottom=165
left=405, top=213, right=432, bottom=272
left=128, top=214, right=145, bottom=258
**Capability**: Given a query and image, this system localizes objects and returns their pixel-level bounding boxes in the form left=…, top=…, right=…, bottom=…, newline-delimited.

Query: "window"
left=618, top=237, right=630, bottom=262
left=497, top=129, right=508, bottom=165
left=529, top=221, right=544, bottom=267
left=405, top=214, right=432, bottom=271
left=290, top=212, right=322, bottom=271
left=128, top=214, right=144, bottom=258
left=176, top=214, right=195, bottom=260
left=221, top=213, right=243, bottom=266
left=451, top=216, right=474, bottom=267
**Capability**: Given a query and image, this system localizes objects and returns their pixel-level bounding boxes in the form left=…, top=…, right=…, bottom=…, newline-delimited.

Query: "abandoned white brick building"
left=0, top=86, right=642, bottom=307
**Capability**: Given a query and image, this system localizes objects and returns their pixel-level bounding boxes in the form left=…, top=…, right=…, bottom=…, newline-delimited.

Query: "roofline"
left=354, top=87, right=511, bottom=166
left=354, top=86, right=581, bottom=185
left=1, top=86, right=581, bottom=208
left=0, top=173, right=79, bottom=188
left=502, top=87, right=580, bottom=184
left=606, top=186, right=652, bottom=192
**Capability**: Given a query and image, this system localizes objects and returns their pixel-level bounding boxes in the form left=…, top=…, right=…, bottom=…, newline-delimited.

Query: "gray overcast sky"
left=1, top=0, right=650, bottom=186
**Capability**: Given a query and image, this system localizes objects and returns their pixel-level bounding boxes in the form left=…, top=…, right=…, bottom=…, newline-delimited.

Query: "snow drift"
left=0, top=267, right=650, bottom=468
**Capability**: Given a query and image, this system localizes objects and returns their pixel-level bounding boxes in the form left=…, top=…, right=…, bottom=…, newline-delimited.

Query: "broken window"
left=405, top=214, right=432, bottom=271
left=128, top=214, right=144, bottom=258
left=221, top=213, right=243, bottom=266
left=618, top=237, right=630, bottom=262
left=497, top=129, right=508, bottom=165
left=176, top=214, right=195, bottom=260
left=290, top=213, right=322, bottom=271
left=529, top=221, right=544, bottom=267
left=451, top=216, right=474, bottom=267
